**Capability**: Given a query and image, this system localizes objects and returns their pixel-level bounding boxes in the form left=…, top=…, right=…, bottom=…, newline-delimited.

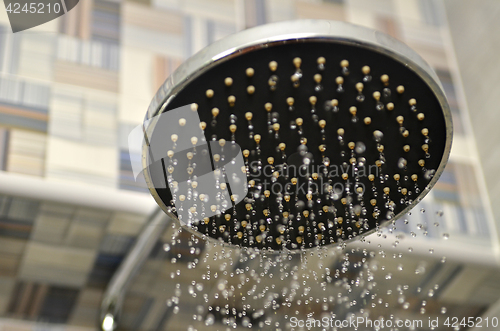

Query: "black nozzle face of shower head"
left=143, top=20, right=452, bottom=251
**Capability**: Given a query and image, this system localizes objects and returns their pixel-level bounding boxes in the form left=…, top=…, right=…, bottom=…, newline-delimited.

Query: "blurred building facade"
left=0, top=0, right=498, bottom=330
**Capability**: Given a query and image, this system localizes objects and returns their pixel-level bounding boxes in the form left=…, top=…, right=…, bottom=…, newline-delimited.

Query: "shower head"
left=142, top=20, right=452, bottom=252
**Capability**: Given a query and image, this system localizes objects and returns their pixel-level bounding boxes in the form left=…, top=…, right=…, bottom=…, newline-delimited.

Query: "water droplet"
left=398, top=158, right=407, bottom=169
left=205, top=314, right=215, bottom=326
left=424, top=169, right=435, bottom=180
left=355, top=142, right=366, bottom=154
left=373, top=130, right=384, bottom=142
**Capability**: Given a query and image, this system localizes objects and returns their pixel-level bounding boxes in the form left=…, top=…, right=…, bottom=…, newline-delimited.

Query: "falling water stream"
left=159, top=206, right=454, bottom=331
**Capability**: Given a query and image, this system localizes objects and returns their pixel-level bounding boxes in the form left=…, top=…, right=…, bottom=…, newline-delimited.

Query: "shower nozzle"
left=142, top=20, right=452, bottom=251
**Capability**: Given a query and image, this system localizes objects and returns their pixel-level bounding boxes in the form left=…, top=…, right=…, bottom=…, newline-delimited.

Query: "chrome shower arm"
left=99, top=208, right=171, bottom=331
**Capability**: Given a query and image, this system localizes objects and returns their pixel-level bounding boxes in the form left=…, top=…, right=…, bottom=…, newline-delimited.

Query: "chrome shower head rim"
left=142, top=19, right=453, bottom=253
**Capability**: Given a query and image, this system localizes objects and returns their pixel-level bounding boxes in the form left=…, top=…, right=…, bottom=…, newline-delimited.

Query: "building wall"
left=444, top=0, right=500, bottom=242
